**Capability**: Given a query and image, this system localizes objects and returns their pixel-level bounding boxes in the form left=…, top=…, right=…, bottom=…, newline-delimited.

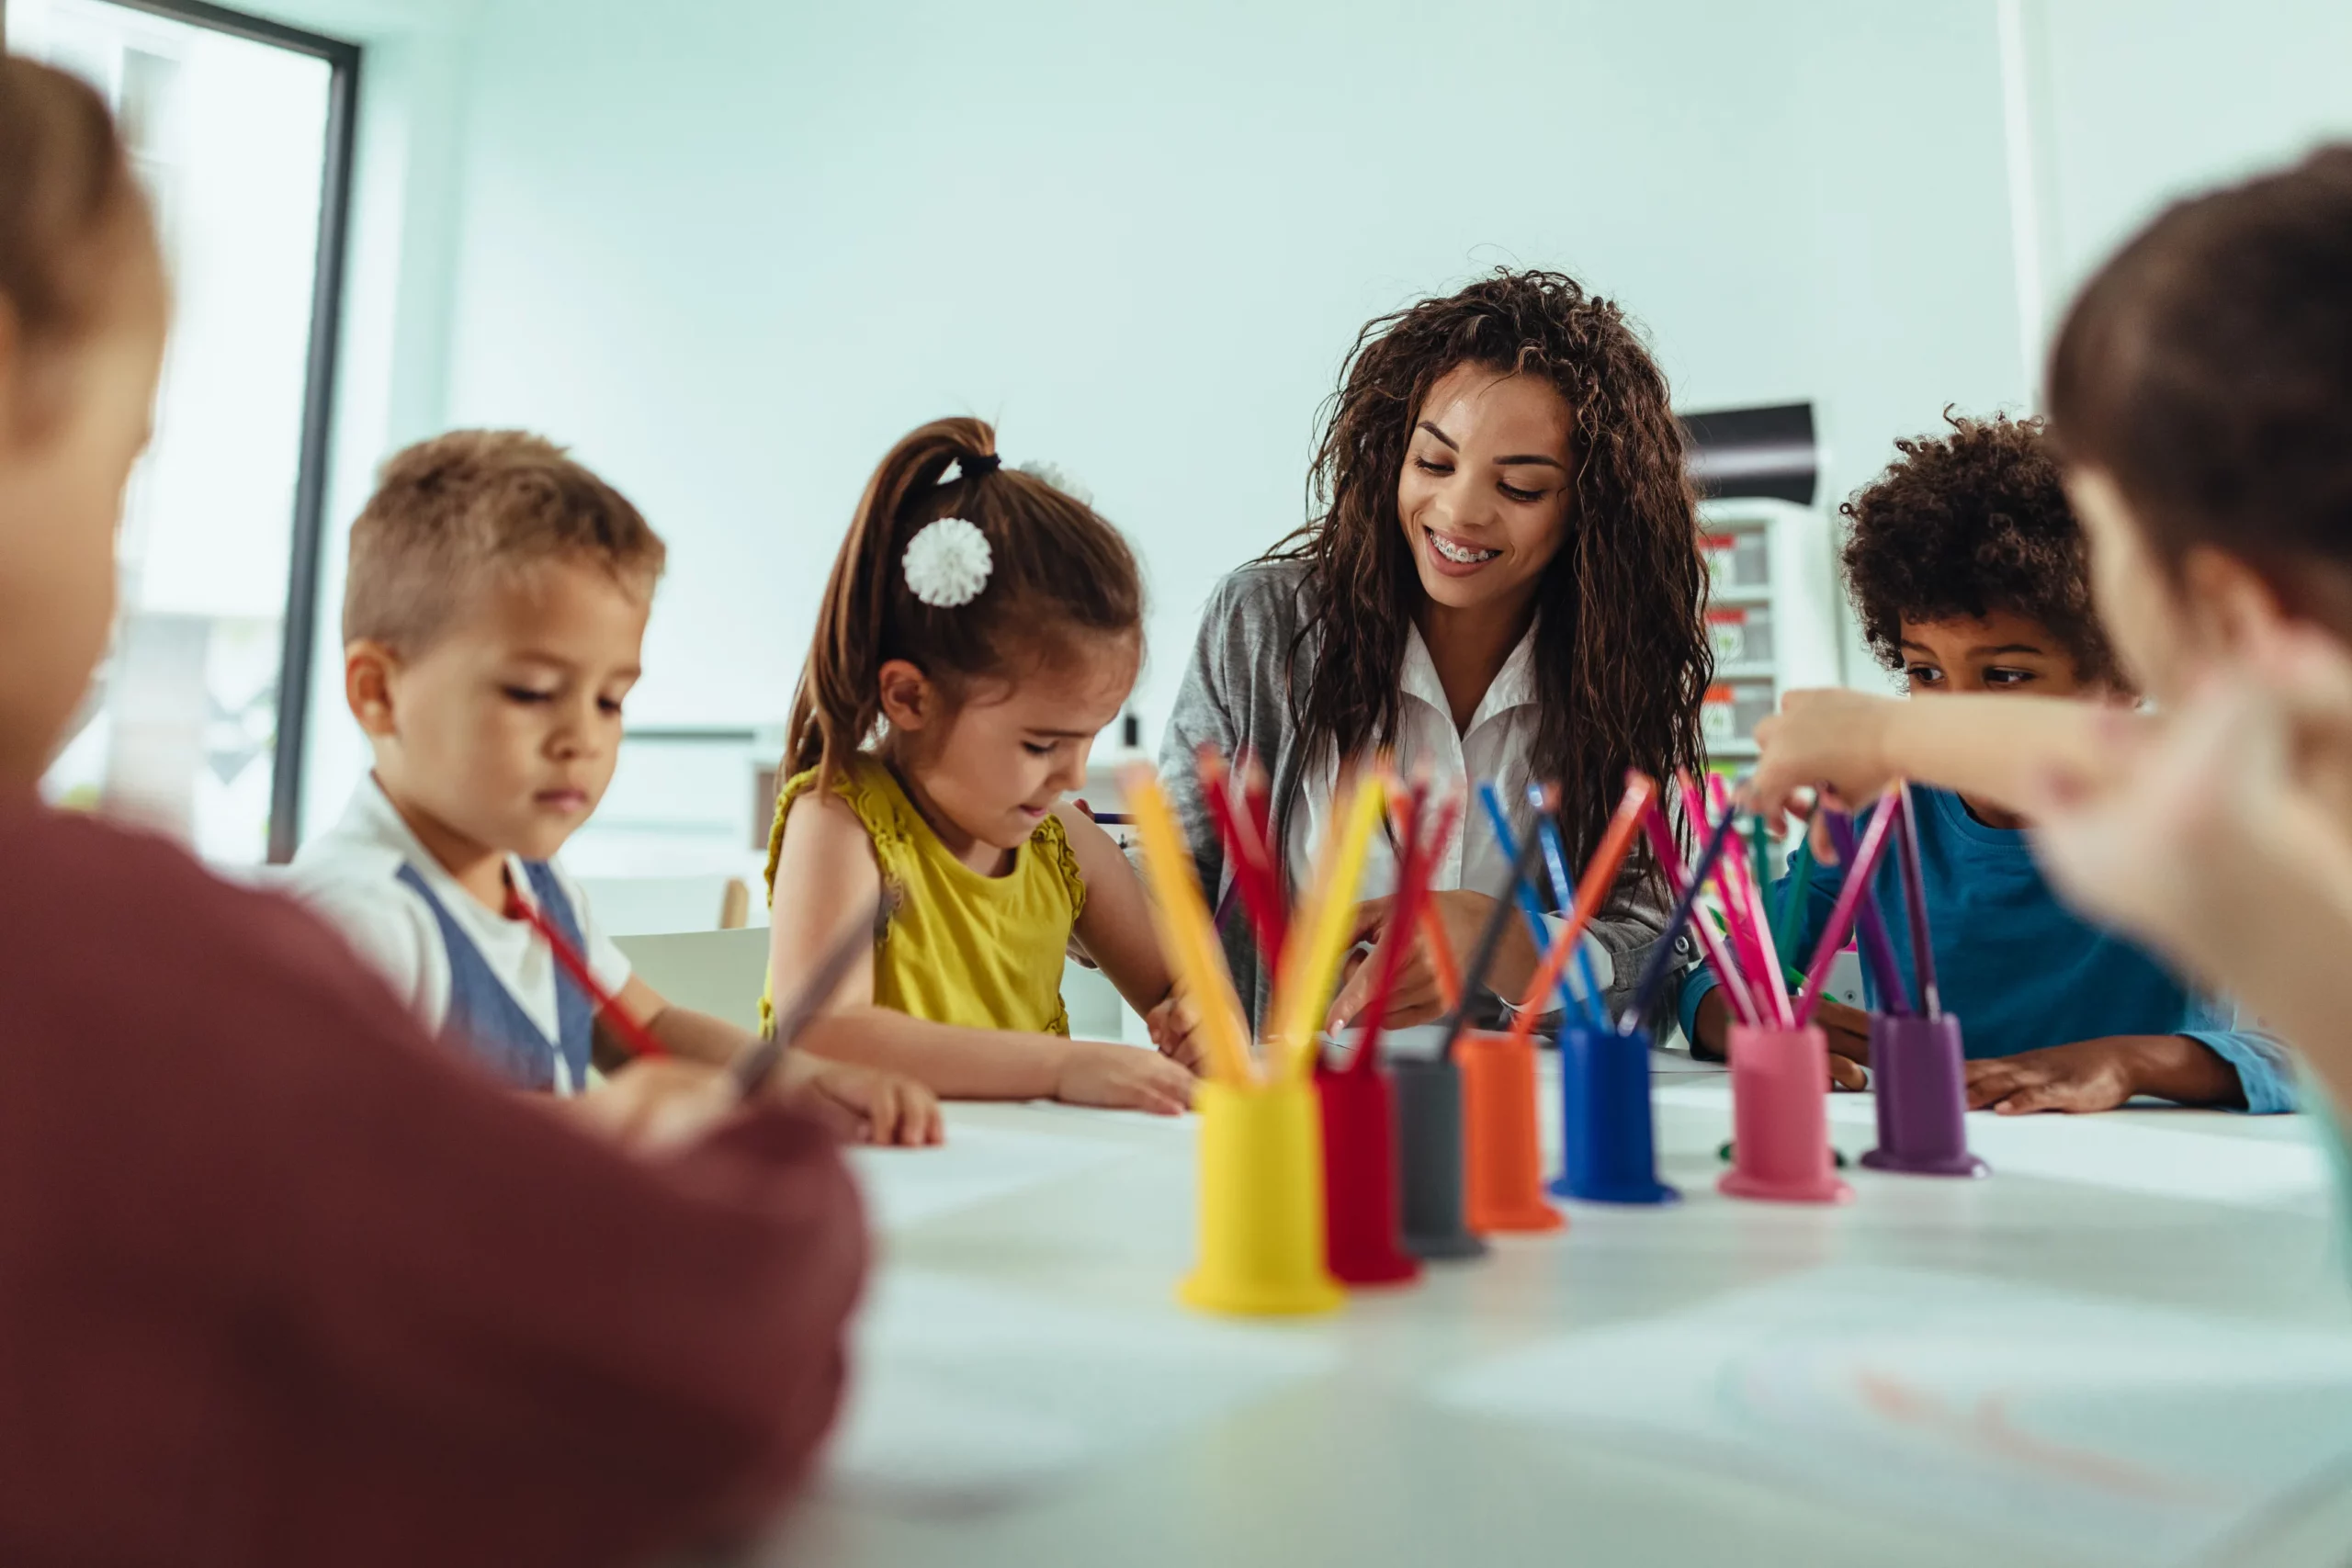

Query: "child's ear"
left=2180, top=546, right=2290, bottom=659
left=876, top=659, right=934, bottom=733
left=345, top=640, right=401, bottom=738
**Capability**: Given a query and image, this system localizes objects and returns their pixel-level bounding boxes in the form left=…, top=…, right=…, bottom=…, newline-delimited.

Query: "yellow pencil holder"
left=1179, top=1078, right=1345, bottom=1317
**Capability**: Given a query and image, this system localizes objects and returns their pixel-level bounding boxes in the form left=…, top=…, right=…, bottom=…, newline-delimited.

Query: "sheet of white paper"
left=1433, top=1264, right=2352, bottom=1564
left=847, top=1122, right=1134, bottom=1231
left=824, top=1270, right=1339, bottom=1515
left=1650, top=1081, right=2330, bottom=1210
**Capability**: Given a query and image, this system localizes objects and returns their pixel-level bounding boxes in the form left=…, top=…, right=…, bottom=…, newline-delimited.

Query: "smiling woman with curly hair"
left=1159, top=269, right=1713, bottom=1032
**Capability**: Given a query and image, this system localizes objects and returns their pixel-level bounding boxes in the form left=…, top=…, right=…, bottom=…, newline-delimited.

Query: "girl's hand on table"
left=1057, top=1039, right=1197, bottom=1115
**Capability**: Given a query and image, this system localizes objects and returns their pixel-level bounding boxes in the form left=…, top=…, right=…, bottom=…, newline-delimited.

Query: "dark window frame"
left=90, top=0, right=362, bottom=862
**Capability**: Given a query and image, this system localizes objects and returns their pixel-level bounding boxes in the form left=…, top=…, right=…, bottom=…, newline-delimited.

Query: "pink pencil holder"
left=1718, top=1023, right=1853, bottom=1205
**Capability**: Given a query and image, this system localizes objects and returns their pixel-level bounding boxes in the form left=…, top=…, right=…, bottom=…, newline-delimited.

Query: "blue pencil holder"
left=1550, top=1025, right=1679, bottom=1205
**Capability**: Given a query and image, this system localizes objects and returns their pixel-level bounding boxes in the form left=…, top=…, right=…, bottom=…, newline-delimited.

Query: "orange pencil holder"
left=1454, top=1030, right=1566, bottom=1234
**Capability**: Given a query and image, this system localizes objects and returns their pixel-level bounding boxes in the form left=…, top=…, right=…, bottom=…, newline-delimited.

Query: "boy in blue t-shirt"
left=1679, top=414, right=2290, bottom=1113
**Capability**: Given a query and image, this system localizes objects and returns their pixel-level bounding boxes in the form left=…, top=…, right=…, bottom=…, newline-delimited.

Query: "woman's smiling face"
left=1396, top=362, right=1577, bottom=621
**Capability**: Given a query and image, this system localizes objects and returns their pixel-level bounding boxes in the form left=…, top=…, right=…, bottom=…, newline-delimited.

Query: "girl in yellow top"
left=765, top=417, right=1199, bottom=1113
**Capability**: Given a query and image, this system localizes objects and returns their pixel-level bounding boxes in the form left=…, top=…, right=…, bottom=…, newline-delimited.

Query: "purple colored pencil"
left=1894, top=781, right=1941, bottom=1018
left=1796, top=799, right=1904, bottom=1025
left=1822, top=804, right=1912, bottom=1014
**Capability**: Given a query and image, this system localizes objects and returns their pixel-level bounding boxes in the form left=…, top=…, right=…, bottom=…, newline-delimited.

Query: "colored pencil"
left=1432, top=806, right=1550, bottom=1061
left=1526, top=786, right=1611, bottom=1031
left=1270, top=769, right=1388, bottom=1081
left=731, top=892, right=889, bottom=1097
left=1619, top=797, right=1746, bottom=1034
left=1351, top=780, right=1433, bottom=1074
left=1774, top=837, right=1815, bottom=962
left=1822, top=804, right=1912, bottom=1012
left=1687, top=773, right=1780, bottom=1025
left=1121, top=763, right=1256, bottom=1085
left=1197, top=744, right=1286, bottom=975
left=1477, top=784, right=1589, bottom=1025
left=504, top=878, right=669, bottom=1064
left=1794, top=795, right=1904, bottom=1025
left=1706, top=774, right=1792, bottom=1025
left=1390, top=784, right=1466, bottom=1014
left=1639, top=798, right=1761, bottom=1028
left=1507, top=774, right=1655, bottom=1046
left=1894, top=781, right=1940, bottom=1018
left=1727, top=806, right=1795, bottom=1027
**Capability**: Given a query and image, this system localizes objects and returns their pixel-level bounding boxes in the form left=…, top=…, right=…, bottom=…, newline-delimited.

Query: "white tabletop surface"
left=750, top=1055, right=2352, bottom=1568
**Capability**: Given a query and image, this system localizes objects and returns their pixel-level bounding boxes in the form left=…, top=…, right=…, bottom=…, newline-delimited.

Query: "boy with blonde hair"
left=293, top=430, right=936, bottom=1143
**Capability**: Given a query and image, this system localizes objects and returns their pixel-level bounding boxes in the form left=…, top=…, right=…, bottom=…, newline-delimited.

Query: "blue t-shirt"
left=1676, top=784, right=2294, bottom=1112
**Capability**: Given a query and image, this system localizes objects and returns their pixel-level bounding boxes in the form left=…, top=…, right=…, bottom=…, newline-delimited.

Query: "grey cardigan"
left=1157, top=559, right=1678, bottom=1032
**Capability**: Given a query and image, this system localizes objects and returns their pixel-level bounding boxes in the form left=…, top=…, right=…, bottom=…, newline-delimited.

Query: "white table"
left=752, top=1058, right=2352, bottom=1568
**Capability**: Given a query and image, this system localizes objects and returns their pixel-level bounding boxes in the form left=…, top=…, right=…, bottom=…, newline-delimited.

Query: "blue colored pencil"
left=1476, top=783, right=1597, bottom=1029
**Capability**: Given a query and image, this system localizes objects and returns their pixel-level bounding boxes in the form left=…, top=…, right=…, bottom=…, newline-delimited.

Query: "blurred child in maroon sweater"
left=0, top=58, right=865, bottom=1567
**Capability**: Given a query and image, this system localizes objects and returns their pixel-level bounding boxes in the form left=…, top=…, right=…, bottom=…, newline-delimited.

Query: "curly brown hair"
left=1263, top=269, right=1711, bottom=868
left=1839, top=412, right=2120, bottom=686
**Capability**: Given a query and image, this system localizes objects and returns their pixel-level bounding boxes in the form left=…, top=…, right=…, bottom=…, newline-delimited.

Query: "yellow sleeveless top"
left=761, top=754, right=1085, bottom=1035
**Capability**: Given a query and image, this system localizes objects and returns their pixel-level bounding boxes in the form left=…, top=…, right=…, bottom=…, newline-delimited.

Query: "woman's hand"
left=1324, top=890, right=1537, bottom=1032
left=1056, top=1039, right=1198, bottom=1115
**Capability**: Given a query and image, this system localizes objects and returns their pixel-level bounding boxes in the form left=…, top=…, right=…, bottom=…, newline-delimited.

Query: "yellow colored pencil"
left=1118, top=764, right=1255, bottom=1086
left=1268, top=769, right=1389, bottom=1080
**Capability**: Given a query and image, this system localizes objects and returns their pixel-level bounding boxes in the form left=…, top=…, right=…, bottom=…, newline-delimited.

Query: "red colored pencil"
left=1351, top=777, right=1433, bottom=1073
left=503, top=878, right=669, bottom=1061
left=1198, top=744, right=1286, bottom=969
left=1413, top=789, right=1465, bottom=1014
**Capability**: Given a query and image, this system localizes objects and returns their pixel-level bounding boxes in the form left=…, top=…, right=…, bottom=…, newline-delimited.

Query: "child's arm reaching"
left=606, top=973, right=943, bottom=1147
left=1747, top=688, right=2143, bottom=823
left=770, top=788, right=1195, bottom=1115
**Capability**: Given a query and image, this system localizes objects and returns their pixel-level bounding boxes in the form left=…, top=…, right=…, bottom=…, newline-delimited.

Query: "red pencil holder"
left=1718, top=1023, right=1852, bottom=1205
left=1317, top=1063, right=1421, bottom=1287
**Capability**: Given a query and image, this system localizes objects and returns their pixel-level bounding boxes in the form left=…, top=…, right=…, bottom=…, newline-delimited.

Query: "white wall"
left=426, top=0, right=2030, bottom=751
left=260, top=0, right=2352, bottom=835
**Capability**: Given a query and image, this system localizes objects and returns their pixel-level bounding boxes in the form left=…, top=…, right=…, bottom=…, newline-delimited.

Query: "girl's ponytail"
left=786, top=417, right=1140, bottom=784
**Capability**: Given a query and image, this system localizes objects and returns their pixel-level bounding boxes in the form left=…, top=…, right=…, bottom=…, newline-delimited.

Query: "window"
left=15, top=0, right=356, bottom=863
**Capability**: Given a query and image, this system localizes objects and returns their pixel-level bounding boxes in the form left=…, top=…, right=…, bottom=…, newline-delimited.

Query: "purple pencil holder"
left=1860, top=1013, right=1989, bottom=1179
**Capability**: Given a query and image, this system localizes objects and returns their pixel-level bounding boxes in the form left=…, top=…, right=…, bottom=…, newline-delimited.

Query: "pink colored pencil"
left=1687, top=773, right=1779, bottom=1024
left=1641, top=799, right=1760, bottom=1027
left=1793, top=794, right=1904, bottom=1025
left=1710, top=775, right=1794, bottom=1025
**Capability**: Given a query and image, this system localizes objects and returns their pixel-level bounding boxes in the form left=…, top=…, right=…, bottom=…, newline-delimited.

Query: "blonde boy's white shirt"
left=1283, top=621, right=1611, bottom=998
left=285, top=776, right=631, bottom=1044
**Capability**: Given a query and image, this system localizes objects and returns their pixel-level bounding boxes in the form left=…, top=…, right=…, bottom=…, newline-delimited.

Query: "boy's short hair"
left=343, top=430, right=665, bottom=653
left=1839, top=412, right=2122, bottom=687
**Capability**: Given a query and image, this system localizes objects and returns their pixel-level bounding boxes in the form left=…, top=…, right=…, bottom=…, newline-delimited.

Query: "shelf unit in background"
left=1699, top=496, right=1843, bottom=775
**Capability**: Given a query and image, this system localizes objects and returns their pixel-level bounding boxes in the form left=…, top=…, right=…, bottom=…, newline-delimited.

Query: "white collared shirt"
left=1284, top=622, right=1610, bottom=996
left=285, top=777, right=631, bottom=1067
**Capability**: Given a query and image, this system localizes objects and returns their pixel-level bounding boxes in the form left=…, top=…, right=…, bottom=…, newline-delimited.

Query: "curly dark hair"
left=1264, top=268, right=1711, bottom=867
left=1839, top=412, right=2120, bottom=686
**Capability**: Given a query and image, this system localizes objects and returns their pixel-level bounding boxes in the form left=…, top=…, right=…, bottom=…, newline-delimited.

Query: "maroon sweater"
left=0, top=804, right=865, bottom=1566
